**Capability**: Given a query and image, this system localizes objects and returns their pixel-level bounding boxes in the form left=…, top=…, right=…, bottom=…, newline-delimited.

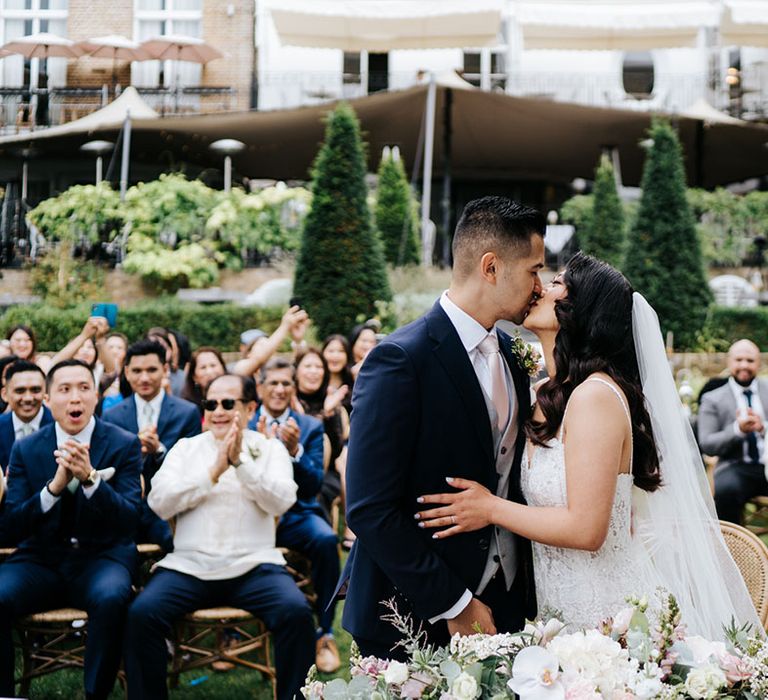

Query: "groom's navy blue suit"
left=338, top=302, right=536, bottom=654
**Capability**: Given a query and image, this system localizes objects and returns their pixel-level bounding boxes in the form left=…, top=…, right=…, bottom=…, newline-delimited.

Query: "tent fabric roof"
left=1, top=82, right=766, bottom=190
left=265, top=0, right=504, bottom=51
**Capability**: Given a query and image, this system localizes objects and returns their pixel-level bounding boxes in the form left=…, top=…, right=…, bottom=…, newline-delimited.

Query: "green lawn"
left=15, top=598, right=352, bottom=699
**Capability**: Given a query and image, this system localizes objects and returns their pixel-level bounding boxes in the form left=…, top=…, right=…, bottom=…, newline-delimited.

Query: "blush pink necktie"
left=479, top=333, right=509, bottom=431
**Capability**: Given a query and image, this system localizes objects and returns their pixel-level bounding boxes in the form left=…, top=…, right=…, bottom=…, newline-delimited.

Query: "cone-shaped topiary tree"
left=294, top=103, right=391, bottom=339
left=375, top=149, right=420, bottom=266
left=624, top=120, right=712, bottom=350
left=586, top=154, right=626, bottom=269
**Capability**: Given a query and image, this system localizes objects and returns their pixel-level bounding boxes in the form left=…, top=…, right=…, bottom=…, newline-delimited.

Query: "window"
left=462, top=51, right=481, bottom=87
left=622, top=51, right=654, bottom=99
left=0, top=0, right=68, bottom=88
left=342, top=51, right=360, bottom=85
left=463, top=18, right=508, bottom=91
left=133, top=0, right=202, bottom=88
left=367, top=52, right=388, bottom=93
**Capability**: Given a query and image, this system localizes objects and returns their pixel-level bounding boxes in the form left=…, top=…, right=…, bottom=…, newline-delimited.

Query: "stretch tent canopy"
left=265, top=0, right=504, bottom=51
left=1, top=77, right=766, bottom=190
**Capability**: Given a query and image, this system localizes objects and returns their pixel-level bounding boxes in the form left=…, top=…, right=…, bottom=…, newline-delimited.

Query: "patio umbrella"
left=0, top=32, right=84, bottom=59
left=76, top=35, right=149, bottom=85
left=139, top=34, right=222, bottom=65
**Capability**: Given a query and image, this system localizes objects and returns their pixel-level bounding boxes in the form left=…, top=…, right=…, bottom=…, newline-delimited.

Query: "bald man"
left=698, top=339, right=768, bottom=523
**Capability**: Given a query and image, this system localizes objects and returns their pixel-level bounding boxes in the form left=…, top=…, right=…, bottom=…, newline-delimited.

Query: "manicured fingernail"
left=446, top=477, right=455, bottom=483
left=416, top=496, right=424, bottom=503
left=418, top=522, right=425, bottom=528
left=432, top=533, right=439, bottom=539
left=413, top=513, right=420, bottom=520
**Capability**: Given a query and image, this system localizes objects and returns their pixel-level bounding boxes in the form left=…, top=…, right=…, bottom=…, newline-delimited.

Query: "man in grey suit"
left=698, top=339, right=768, bottom=523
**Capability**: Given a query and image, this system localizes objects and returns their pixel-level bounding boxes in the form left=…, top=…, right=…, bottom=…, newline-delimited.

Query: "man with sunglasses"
left=250, top=357, right=341, bottom=673
left=124, top=373, right=314, bottom=700
left=103, top=339, right=200, bottom=551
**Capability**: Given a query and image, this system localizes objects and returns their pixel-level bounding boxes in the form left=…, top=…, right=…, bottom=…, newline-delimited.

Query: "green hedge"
left=0, top=300, right=285, bottom=352
left=706, top=306, right=768, bottom=350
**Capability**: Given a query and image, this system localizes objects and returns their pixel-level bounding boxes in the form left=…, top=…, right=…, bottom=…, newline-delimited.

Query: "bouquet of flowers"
left=302, top=594, right=768, bottom=699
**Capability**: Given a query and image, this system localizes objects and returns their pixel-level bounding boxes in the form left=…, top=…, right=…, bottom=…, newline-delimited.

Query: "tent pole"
left=441, top=87, right=453, bottom=268
left=119, top=110, right=131, bottom=201
left=420, top=73, right=436, bottom=267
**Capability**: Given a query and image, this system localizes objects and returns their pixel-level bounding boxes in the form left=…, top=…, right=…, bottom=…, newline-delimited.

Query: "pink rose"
left=717, top=653, right=752, bottom=685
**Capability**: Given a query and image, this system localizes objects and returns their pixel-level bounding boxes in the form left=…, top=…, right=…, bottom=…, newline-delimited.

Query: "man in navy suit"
left=249, top=358, right=341, bottom=673
left=0, top=360, right=54, bottom=546
left=103, top=339, right=200, bottom=550
left=0, top=360, right=53, bottom=471
left=338, top=196, right=546, bottom=657
left=0, top=359, right=142, bottom=699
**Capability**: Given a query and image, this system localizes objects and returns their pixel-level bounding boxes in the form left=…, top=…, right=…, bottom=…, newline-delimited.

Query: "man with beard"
left=699, top=339, right=768, bottom=523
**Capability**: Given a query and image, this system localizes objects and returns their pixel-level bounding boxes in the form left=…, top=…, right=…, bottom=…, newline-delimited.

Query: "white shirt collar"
left=259, top=406, right=290, bottom=424
left=134, top=391, right=164, bottom=421
left=12, top=406, right=44, bottom=435
left=729, top=376, right=759, bottom=396
left=439, top=290, right=493, bottom=354
left=55, top=416, right=96, bottom=446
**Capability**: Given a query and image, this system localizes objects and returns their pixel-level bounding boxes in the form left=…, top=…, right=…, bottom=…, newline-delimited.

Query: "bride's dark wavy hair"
left=526, top=252, right=661, bottom=492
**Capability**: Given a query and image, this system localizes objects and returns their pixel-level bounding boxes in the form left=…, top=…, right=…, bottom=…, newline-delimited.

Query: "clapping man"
left=124, top=374, right=314, bottom=700
left=699, top=339, right=768, bottom=523
left=250, top=358, right=341, bottom=673
left=0, top=359, right=142, bottom=699
left=103, top=339, right=200, bottom=550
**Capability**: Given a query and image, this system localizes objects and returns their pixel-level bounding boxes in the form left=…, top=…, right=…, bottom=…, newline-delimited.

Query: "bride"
left=416, top=252, right=761, bottom=639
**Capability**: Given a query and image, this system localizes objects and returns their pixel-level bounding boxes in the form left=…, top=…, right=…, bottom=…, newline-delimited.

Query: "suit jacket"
left=0, top=406, right=53, bottom=472
left=339, top=301, right=535, bottom=644
left=248, top=408, right=324, bottom=513
left=2, top=418, right=142, bottom=570
left=698, top=378, right=768, bottom=471
left=102, top=393, right=201, bottom=484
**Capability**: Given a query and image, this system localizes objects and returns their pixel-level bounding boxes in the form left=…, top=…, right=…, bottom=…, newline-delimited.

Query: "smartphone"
left=289, top=296, right=302, bottom=310
left=91, top=302, right=118, bottom=328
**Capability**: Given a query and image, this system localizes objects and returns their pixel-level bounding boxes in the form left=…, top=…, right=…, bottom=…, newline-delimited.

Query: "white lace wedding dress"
left=520, top=377, right=657, bottom=628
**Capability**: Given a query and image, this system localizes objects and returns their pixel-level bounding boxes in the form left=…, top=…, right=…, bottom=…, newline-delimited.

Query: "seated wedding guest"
left=49, top=317, right=115, bottom=390
left=250, top=358, right=341, bottom=673
left=698, top=339, right=768, bottom=523
left=0, top=360, right=52, bottom=471
left=124, top=373, right=314, bottom=700
left=180, top=346, right=227, bottom=415
left=169, top=329, right=191, bottom=381
left=6, top=324, right=50, bottom=373
left=103, top=339, right=200, bottom=551
left=322, top=334, right=354, bottom=414
left=294, top=348, right=349, bottom=531
left=233, top=306, right=309, bottom=380
left=348, top=321, right=379, bottom=379
left=0, top=360, right=53, bottom=545
left=0, top=359, right=142, bottom=700
left=100, top=332, right=129, bottom=412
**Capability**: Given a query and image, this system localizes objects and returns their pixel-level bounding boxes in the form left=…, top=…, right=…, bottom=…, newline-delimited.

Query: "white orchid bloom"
left=507, top=646, right=565, bottom=700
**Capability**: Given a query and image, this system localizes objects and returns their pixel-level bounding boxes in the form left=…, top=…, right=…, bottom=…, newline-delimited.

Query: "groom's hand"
left=447, top=597, right=496, bottom=637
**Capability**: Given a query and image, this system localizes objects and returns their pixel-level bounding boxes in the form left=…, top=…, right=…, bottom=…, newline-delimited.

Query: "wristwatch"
left=83, top=468, right=98, bottom=486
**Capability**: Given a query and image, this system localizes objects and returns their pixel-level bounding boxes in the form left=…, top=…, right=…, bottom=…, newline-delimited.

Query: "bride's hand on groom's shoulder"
left=415, top=477, right=495, bottom=539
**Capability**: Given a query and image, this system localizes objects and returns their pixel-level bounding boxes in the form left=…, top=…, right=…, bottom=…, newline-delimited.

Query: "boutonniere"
left=510, top=332, right=541, bottom=377
left=240, top=435, right=262, bottom=462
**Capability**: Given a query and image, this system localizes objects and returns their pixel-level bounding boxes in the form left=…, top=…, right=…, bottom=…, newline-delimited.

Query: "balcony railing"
left=0, top=84, right=237, bottom=134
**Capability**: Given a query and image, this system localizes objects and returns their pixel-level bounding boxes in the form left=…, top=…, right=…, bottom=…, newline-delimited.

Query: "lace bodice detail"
left=520, top=378, right=655, bottom=628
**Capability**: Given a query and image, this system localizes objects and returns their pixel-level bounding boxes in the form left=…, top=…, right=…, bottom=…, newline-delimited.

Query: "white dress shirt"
left=12, top=407, right=44, bottom=439
left=40, top=417, right=100, bottom=513
left=434, top=291, right=517, bottom=623
left=257, top=406, right=305, bottom=462
left=135, top=391, right=165, bottom=429
left=729, top=377, right=766, bottom=463
left=148, top=430, right=297, bottom=580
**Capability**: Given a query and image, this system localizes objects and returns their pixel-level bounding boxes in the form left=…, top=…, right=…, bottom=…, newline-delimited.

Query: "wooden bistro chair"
left=720, top=520, right=768, bottom=630
left=169, top=607, right=276, bottom=698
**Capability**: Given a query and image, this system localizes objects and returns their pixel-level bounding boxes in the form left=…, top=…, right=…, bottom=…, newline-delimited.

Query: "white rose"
left=383, top=661, right=409, bottom=686
left=684, top=665, right=727, bottom=699
left=451, top=672, right=480, bottom=700
left=611, top=608, right=635, bottom=636
left=634, top=676, right=663, bottom=699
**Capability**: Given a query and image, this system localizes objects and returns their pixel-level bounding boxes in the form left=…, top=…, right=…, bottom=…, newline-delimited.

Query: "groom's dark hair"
left=451, top=196, right=545, bottom=279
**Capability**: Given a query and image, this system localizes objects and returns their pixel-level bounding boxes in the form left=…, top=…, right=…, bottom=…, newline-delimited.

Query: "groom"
left=338, top=196, right=545, bottom=657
